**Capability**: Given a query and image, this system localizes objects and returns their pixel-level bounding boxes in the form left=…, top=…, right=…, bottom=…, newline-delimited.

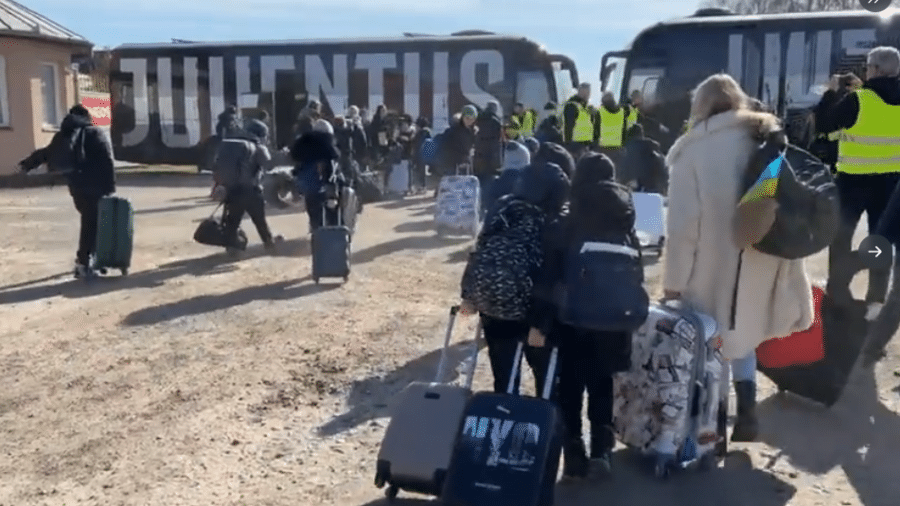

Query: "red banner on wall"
left=81, top=96, right=111, bottom=127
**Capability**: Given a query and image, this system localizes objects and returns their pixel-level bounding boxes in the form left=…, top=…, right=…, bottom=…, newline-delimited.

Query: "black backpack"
left=460, top=197, right=545, bottom=320
left=557, top=234, right=649, bottom=331
left=741, top=130, right=840, bottom=259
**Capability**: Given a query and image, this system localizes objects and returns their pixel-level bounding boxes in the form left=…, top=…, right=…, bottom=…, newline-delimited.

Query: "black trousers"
left=828, top=172, right=900, bottom=303
left=481, top=316, right=552, bottom=396
left=71, top=191, right=101, bottom=266
left=223, top=186, right=273, bottom=246
left=556, top=329, right=617, bottom=456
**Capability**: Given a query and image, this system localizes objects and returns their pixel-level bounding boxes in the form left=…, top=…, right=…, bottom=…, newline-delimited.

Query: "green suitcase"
left=93, top=196, right=134, bottom=275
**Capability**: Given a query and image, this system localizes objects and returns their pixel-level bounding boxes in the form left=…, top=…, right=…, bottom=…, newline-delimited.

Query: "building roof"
left=0, top=0, right=91, bottom=47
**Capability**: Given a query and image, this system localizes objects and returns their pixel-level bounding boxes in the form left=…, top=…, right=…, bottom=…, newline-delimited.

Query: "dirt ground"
left=1, top=173, right=899, bottom=506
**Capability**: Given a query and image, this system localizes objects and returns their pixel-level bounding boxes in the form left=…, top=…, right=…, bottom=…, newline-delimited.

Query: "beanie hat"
left=244, top=119, right=269, bottom=142
left=522, top=137, right=540, bottom=155
left=502, top=141, right=531, bottom=171
left=461, top=105, right=478, bottom=119
left=574, top=152, right=616, bottom=184
left=313, top=118, right=334, bottom=135
left=534, top=142, right=575, bottom=178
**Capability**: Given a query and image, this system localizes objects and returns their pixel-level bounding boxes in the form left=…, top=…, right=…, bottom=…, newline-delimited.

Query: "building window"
left=40, top=63, right=59, bottom=127
left=0, top=55, right=9, bottom=127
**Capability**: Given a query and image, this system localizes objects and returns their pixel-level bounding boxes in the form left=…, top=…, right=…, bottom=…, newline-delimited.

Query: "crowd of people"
left=14, top=41, right=900, bottom=484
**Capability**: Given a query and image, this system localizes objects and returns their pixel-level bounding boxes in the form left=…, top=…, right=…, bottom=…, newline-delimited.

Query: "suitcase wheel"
left=120, top=268, right=128, bottom=276
left=385, top=484, right=399, bottom=501
left=97, top=268, right=108, bottom=275
left=343, top=275, right=348, bottom=282
left=314, top=277, right=320, bottom=285
left=374, top=473, right=385, bottom=489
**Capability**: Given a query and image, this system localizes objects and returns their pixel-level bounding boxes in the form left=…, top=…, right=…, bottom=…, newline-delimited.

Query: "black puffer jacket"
left=529, top=153, right=639, bottom=373
left=474, top=109, right=503, bottom=168
left=290, top=130, right=341, bottom=194
left=19, top=113, right=115, bottom=196
left=440, top=119, right=476, bottom=172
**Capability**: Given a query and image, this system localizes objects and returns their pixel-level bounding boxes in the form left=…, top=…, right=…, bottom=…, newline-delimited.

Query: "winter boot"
left=562, top=437, right=588, bottom=480
left=731, top=381, right=759, bottom=442
left=588, top=425, right=614, bottom=479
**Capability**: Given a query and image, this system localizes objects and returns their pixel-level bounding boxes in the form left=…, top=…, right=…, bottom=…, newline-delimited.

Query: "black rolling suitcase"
left=442, top=342, right=563, bottom=506
left=757, top=292, right=868, bottom=407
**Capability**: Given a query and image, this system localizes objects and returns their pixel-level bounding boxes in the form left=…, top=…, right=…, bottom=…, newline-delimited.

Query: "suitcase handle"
left=434, top=306, right=483, bottom=386
left=508, top=341, right=558, bottom=400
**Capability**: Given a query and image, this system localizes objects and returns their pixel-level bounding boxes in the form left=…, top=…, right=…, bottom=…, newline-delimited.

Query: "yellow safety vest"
left=515, top=110, right=536, bottom=136
left=599, top=107, right=626, bottom=147
left=626, top=108, right=638, bottom=130
left=564, top=99, right=594, bottom=143
left=836, top=89, right=900, bottom=174
left=817, top=131, right=840, bottom=142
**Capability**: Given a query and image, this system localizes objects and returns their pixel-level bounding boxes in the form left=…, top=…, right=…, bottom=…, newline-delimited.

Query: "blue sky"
left=29, top=0, right=701, bottom=95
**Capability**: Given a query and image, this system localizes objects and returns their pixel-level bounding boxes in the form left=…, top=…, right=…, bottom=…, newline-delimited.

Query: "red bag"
left=756, top=286, right=825, bottom=368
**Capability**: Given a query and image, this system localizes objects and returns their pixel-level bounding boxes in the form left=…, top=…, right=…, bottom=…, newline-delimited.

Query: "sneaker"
left=264, top=235, right=285, bottom=254
left=73, top=263, right=94, bottom=279
left=588, top=452, right=612, bottom=479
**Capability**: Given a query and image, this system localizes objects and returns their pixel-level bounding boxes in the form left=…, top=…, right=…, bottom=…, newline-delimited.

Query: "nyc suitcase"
left=434, top=164, right=480, bottom=238
left=613, top=300, right=728, bottom=478
left=442, top=342, right=563, bottom=506
left=311, top=204, right=351, bottom=284
left=633, top=192, right=666, bottom=251
left=757, top=289, right=868, bottom=407
left=93, top=196, right=133, bottom=275
left=375, top=306, right=483, bottom=502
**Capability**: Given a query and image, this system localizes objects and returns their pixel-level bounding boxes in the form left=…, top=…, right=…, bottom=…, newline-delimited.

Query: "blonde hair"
left=690, top=74, right=749, bottom=124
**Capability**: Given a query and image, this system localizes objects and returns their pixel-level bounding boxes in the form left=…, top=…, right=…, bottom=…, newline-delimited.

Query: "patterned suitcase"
left=375, top=306, right=482, bottom=501
left=93, top=196, right=133, bottom=275
left=434, top=164, right=480, bottom=238
left=612, top=300, right=728, bottom=478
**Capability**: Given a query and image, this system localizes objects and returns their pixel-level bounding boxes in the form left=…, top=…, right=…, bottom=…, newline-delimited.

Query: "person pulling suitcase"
left=17, top=104, right=116, bottom=278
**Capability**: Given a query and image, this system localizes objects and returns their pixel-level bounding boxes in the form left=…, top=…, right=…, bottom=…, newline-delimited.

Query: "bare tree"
left=700, top=0, right=859, bottom=14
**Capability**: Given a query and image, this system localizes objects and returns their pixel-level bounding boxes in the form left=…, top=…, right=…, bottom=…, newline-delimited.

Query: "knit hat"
left=313, top=118, right=334, bottom=135
left=534, top=142, right=575, bottom=178
left=461, top=105, right=478, bottom=119
left=574, top=152, right=616, bottom=185
left=502, top=141, right=531, bottom=170
left=522, top=137, right=539, bottom=155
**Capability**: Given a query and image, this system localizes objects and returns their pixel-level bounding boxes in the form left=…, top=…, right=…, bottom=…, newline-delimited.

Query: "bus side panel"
left=110, top=40, right=551, bottom=166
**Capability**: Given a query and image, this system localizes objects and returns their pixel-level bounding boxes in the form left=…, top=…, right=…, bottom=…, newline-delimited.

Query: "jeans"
left=731, top=352, right=757, bottom=383
left=71, top=191, right=101, bottom=266
left=223, top=186, right=273, bottom=246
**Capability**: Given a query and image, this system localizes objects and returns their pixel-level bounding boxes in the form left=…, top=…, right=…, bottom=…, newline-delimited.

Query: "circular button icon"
left=857, top=234, right=893, bottom=270
left=859, top=0, right=893, bottom=12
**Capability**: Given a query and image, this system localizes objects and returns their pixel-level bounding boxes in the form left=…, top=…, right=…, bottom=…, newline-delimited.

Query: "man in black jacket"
left=819, top=46, right=900, bottom=309
left=18, top=105, right=116, bottom=278
left=474, top=101, right=504, bottom=185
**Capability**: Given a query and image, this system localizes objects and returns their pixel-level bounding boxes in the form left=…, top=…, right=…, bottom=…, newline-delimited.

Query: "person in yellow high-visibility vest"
left=819, top=46, right=900, bottom=325
left=512, top=102, right=538, bottom=137
left=595, top=91, right=631, bottom=165
left=562, top=83, right=597, bottom=159
left=626, top=90, right=642, bottom=130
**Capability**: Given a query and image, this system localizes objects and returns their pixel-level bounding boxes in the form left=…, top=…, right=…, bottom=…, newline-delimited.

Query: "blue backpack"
left=557, top=238, right=649, bottom=331
left=420, top=133, right=444, bottom=165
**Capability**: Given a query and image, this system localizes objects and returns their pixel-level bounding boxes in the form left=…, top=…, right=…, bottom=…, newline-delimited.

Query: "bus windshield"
left=601, top=54, right=626, bottom=101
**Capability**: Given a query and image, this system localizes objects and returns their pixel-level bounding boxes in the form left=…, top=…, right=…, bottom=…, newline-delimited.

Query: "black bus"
left=109, top=33, right=578, bottom=165
left=601, top=8, right=900, bottom=150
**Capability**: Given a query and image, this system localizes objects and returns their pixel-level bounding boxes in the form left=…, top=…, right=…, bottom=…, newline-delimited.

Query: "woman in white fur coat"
left=662, top=74, right=814, bottom=442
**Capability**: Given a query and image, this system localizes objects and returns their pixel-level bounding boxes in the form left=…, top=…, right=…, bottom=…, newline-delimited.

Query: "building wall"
left=0, top=36, right=81, bottom=175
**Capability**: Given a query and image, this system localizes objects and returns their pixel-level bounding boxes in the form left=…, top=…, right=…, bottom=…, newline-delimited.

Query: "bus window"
left=516, top=71, right=551, bottom=113
left=601, top=56, right=626, bottom=102
left=627, top=67, right=664, bottom=106
left=552, top=61, right=575, bottom=106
